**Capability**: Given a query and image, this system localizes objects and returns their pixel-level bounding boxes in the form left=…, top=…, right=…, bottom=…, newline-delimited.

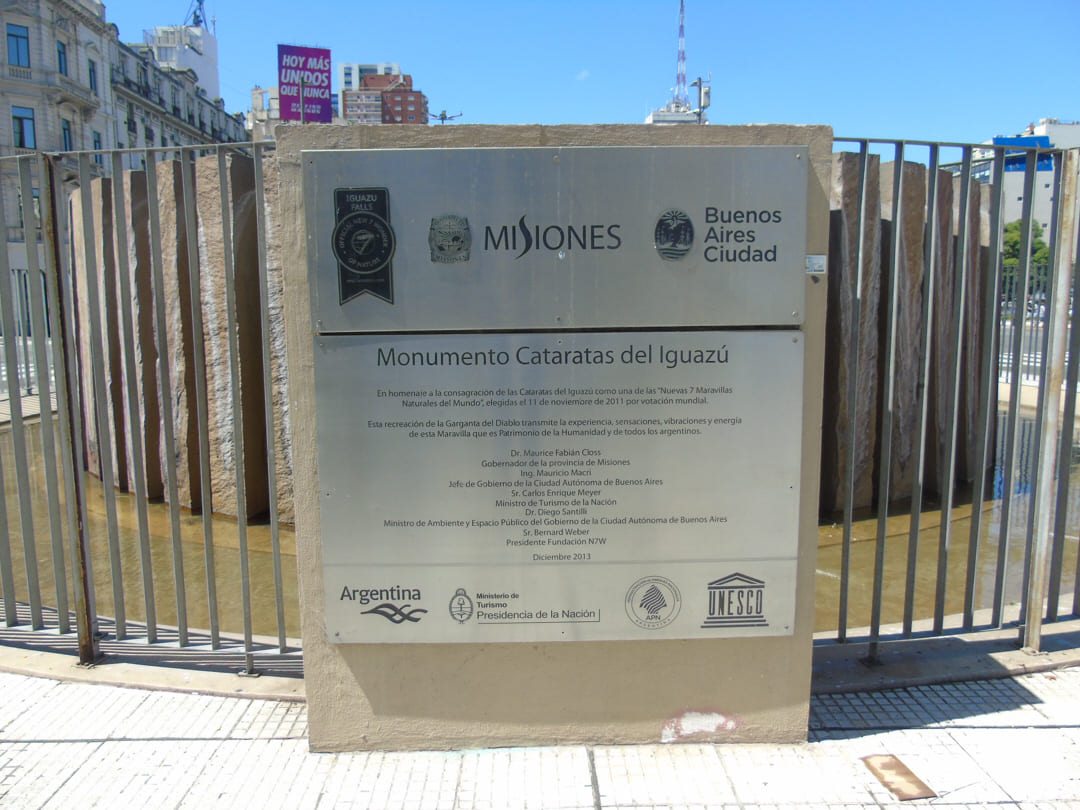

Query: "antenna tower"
left=675, top=0, right=688, bottom=108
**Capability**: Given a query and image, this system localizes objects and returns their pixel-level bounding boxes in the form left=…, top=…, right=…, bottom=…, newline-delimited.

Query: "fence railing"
left=0, top=137, right=1077, bottom=673
left=823, top=139, right=1079, bottom=657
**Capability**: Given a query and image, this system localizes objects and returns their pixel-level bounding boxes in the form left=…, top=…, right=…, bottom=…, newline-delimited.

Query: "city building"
left=110, top=38, right=247, bottom=170
left=952, top=119, right=1080, bottom=234
left=337, top=61, right=397, bottom=119
left=247, top=86, right=280, bottom=141
left=3, top=0, right=116, bottom=271
left=2, top=0, right=248, bottom=276
left=141, top=21, right=219, bottom=100
left=339, top=68, right=428, bottom=125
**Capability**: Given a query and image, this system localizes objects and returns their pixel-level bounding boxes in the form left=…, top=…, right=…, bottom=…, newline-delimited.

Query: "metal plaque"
left=315, top=330, right=803, bottom=643
left=303, top=146, right=809, bottom=332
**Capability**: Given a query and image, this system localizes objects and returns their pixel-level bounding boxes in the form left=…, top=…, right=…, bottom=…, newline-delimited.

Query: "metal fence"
left=825, top=139, right=1079, bottom=658
left=0, top=138, right=1078, bottom=673
left=0, top=144, right=291, bottom=672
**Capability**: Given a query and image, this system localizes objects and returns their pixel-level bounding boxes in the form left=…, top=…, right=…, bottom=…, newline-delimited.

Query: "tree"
left=1001, top=220, right=1050, bottom=302
left=1003, top=219, right=1050, bottom=266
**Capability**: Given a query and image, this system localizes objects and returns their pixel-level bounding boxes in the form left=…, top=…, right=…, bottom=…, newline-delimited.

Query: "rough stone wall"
left=117, top=170, right=163, bottom=499
left=153, top=160, right=202, bottom=511
left=70, top=178, right=128, bottom=490
left=821, top=152, right=880, bottom=513
left=193, top=153, right=268, bottom=520
left=821, top=156, right=997, bottom=515
left=260, top=155, right=295, bottom=525
left=877, top=160, right=928, bottom=504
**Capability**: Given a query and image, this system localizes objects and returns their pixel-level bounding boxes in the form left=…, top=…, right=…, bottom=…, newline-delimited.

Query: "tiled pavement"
left=0, top=666, right=1078, bottom=809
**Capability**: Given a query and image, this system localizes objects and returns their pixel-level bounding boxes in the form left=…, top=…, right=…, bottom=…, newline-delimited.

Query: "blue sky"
left=104, top=0, right=1077, bottom=143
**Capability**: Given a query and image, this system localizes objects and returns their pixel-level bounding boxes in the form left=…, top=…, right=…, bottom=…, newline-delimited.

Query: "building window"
left=12, top=105, right=35, bottom=148
left=56, top=41, right=68, bottom=75
left=7, top=23, right=29, bottom=67
left=92, top=130, right=102, bottom=163
left=88, top=59, right=98, bottom=94
left=61, top=118, right=72, bottom=150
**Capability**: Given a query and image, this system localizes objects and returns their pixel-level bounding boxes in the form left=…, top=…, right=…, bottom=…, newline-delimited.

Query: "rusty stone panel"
left=877, top=161, right=928, bottom=504
left=925, top=170, right=956, bottom=495
left=260, top=154, right=295, bottom=526
left=821, top=151, right=881, bottom=514
left=71, top=178, right=128, bottom=491
left=193, top=153, right=268, bottom=520
left=117, top=170, right=163, bottom=500
left=153, top=160, right=202, bottom=512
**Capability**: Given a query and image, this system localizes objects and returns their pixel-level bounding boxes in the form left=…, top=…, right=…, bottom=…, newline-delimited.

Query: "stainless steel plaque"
left=303, top=146, right=808, bottom=332
left=315, top=330, right=803, bottom=643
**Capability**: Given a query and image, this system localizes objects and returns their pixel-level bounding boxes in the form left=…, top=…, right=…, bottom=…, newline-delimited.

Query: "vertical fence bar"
left=110, top=152, right=157, bottom=641
left=253, top=144, right=288, bottom=651
left=1022, top=148, right=1078, bottom=650
left=1048, top=149, right=1080, bottom=622
left=964, top=148, right=1006, bottom=630
left=181, top=147, right=220, bottom=647
left=0, top=165, right=19, bottom=626
left=217, top=147, right=256, bottom=673
left=45, top=157, right=98, bottom=661
left=837, top=141, right=870, bottom=642
left=0, top=158, right=43, bottom=629
left=993, top=151, right=1040, bottom=626
left=903, top=144, right=941, bottom=635
left=144, top=149, right=189, bottom=645
left=868, top=143, right=905, bottom=659
left=78, top=153, right=126, bottom=638
left=932, top=147, right=974, bottom=633
left=20, top=157, right=69, bottom=633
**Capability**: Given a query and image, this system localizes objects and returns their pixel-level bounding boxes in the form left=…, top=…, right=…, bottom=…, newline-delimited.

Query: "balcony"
left=56, top=74, right=99, bottom=114
left=7, top=65, right=32, bottom=81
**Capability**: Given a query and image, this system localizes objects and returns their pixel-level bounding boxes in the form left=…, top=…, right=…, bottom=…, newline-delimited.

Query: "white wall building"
left=141, top=23, right=219, bottom=101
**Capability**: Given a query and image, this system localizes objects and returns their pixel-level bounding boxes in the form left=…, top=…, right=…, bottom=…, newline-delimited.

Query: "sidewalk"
left=1, top=660, right=1078, bottom=809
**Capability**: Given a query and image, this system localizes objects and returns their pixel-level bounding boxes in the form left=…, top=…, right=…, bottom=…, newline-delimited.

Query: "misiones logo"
left=483, top=215, right=622, bottom=259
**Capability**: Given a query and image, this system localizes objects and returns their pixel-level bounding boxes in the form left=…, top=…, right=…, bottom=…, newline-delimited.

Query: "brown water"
left=0, top=417, right=299, bottom=639
left=1, top=417, right=1076, bottom=639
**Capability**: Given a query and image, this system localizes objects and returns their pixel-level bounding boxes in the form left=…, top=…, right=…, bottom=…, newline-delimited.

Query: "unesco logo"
left=625, top=576, right=681, bottom=630
left=701, top=573, right=768, bottom=629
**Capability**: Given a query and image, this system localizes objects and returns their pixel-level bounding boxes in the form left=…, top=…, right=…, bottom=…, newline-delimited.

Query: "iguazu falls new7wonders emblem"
left=332, top=187, right=396, bottom=304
